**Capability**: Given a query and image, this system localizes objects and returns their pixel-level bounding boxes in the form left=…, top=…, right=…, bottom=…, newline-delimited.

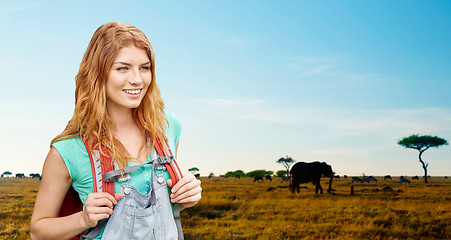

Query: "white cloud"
left=287, top=55, right=377, bottom=82
left=0, top=2, right=39, bottom=27
left=298, top=64, right=335, bottom=77
left=197, top=97, right=451, bottom=137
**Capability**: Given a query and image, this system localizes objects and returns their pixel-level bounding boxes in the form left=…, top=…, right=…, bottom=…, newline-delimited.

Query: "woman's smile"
left=122, top=88, right=143, bottom=96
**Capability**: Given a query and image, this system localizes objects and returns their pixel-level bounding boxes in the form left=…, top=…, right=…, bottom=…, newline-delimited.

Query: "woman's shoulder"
left=51, top=136, right=90, bottom=182
left=165, top=111, right=181, bottom=127
left=164, top=110, right=182, bottom=149
left=52, top=135, right=86, bottom=159
left=52, top=135, right=84, bottom=149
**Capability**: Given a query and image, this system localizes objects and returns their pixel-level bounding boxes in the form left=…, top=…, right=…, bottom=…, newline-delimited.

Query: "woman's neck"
left=108, top=106, right=146, bottom=162
left=108, top=106, right=138, bottom=133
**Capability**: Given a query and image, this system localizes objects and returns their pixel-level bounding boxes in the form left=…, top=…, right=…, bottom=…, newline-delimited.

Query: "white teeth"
left=123, top=89, right=141, bottom=94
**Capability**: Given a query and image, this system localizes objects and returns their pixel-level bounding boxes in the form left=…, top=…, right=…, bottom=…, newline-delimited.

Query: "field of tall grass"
left=1, top=176, right=450, bottom=239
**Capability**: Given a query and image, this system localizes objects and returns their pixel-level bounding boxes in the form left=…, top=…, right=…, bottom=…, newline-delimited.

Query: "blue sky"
left=1, top=1, right=450, bottom=177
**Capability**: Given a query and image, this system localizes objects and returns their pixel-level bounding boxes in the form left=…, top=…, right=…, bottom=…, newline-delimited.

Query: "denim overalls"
left=84, top=148, right=182, bottom=240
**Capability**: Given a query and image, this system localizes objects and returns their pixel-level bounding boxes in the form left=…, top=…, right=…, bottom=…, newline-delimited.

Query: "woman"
left=30, top=22, right=202, bottom=240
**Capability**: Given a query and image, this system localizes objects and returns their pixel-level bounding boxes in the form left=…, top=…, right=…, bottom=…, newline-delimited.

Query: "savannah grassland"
left=1, top=177, right=450, bottom=240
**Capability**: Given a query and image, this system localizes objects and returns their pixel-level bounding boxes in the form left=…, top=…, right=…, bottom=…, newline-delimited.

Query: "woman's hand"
left=81, top=192, right=123, bottom=228
left=167, top=173, right=202, bottom=208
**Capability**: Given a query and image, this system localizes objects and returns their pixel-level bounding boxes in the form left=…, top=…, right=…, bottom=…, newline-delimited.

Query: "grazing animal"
left=399, top=176, right=410, bottom=184
left=343, top=175, right=348, bottom=179
left=334, top=175, right=340, bottom=179
left=254, top=175, right=264, bottom=182
left=235, top=175, right=240, bottom=179
left=281, top=176, right=290, bottom=183
left=351, top=177, right=363, bottom=183
left=290, top=161, right=333, bottom=194
left=384, top=175, right=392, bottom=181
left=30, top=173, right=41, bottom=180
left=412, top=176, right=419, bottom=180
left=363, top=176, right=377, bottom=183
left=265, top=175, right=272, bottom=181
left=15, top=173, right=25, bottom=178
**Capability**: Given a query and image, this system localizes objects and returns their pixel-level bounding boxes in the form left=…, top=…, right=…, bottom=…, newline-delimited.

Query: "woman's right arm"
left=30, top=147, right=120, bottom=240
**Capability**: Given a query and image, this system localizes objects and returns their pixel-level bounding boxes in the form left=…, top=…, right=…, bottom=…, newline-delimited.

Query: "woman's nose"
left=129, top=69, right=143, bottom=85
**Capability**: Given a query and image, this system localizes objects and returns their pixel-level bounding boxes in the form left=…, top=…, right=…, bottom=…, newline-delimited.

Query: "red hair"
left=52, top=22, right=167, bottom=169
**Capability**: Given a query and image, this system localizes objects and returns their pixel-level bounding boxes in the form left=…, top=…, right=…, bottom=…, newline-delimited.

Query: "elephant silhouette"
left=290, top=161, right=333, bottom=194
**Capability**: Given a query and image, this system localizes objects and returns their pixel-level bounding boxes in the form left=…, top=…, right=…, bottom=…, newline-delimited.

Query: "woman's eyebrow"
left=113, top=61, right=132, bottom=66
left=113, top=61, right=151, bottom=66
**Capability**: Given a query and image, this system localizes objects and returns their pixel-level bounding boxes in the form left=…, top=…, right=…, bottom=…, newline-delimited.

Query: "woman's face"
left=106, top=44, right=152, bottom=113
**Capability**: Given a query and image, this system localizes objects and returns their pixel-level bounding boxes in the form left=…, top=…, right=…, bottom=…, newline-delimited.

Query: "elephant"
left=290, top=161, right=333, bottom=194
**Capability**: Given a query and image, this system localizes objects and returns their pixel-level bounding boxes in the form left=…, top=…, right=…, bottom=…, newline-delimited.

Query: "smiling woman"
left=106, top=45, right=152, bottom=118
left=29, top=22, right=201, bottom=240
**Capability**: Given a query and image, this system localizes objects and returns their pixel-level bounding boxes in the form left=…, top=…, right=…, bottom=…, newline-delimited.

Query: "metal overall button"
left=123, top=187, right=130, bottom=195
left=157, top=175, right=164, bottom=184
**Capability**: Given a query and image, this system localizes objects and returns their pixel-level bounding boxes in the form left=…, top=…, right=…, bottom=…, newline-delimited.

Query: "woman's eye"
left=117, top=67, right=128, bottom=71
left=140, top=66, right=150, bottom=71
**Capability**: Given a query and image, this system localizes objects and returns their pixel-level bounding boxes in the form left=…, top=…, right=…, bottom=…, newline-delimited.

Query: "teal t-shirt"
left=53, top=111, right=182, bottom=234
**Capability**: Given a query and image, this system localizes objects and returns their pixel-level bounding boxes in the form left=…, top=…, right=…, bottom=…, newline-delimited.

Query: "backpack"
left=58, top=137, right=183, bottom=240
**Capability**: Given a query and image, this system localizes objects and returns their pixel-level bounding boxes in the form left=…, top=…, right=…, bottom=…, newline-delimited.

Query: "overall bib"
left=92, top=149, right=181, bottom=240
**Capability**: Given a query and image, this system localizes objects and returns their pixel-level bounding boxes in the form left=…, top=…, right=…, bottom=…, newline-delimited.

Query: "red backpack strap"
left=79, top=138, right=115, bottom=240
left=154, top=138, right=183, bottom=184
left=99, top=146, right=115, bottom=195
left=81, top=138, right=115, bottom=196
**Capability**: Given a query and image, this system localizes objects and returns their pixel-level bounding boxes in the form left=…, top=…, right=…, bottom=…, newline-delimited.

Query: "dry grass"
left=0, top=178, right=39, bottom=240
left=1, top=176, right=450, bottom=239
left=181, top=176, right=451, bottom=240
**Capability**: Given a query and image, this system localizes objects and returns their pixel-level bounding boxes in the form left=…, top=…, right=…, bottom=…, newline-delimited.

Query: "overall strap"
left=154, top=138, right=184, bottom=240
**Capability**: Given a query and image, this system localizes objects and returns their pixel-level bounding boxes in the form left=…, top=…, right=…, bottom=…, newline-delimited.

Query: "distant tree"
left=208, top=173, right=214, bottom=178
left=234, top=170, right=245, bottom=177
left=1, top=171, right=12, bottom=177
left=277, top=156, right=295, bottom=177
left=225, top=170, right=246, bottom=178
left=246, top=170, right=272, bottom=178
left=398, top=134, right=448, bottom=183
left=276, top=170, right=287, bottom=177
left=188, top=167, right=200, bottom=175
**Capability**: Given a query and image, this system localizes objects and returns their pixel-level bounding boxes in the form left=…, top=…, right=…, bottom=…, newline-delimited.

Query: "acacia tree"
left=398, top=134, right=448, bottom=183
left=188, top=167, right=199, bottom=175
left=277, top=156, right=295, bottom=178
